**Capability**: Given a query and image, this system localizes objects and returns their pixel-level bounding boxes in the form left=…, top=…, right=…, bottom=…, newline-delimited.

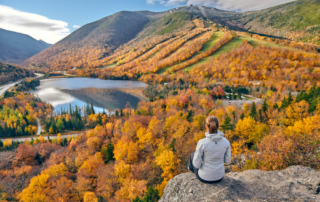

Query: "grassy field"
left=102, top=63, right=117, bottom=69
left=183, top=36, right=245, bottom=72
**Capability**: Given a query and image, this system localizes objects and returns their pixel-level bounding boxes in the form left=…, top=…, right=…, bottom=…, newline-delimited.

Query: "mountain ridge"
left=22, top=0, right=320, bottom=70
left=0, top=28, right=51, bottom=64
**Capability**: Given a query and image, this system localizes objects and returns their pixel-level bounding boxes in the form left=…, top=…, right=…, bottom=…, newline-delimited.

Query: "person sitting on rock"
left=188, top=115, right=231, bottom=183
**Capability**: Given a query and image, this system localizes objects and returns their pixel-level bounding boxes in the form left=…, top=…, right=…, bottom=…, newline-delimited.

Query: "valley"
left=1, top=1, right=320, bottom=201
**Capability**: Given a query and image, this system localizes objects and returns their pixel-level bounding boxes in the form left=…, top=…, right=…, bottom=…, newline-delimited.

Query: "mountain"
left=0, top=61, right=34, bottom=85
left=22, top=10, right=213, bottom=70
left=22, top=11, right=150, bottom=70
left=0, top=28, right=51, bottom=64
left=221, top=0, right=320, bottom=44
left=22, top=0, right=320, bottom=70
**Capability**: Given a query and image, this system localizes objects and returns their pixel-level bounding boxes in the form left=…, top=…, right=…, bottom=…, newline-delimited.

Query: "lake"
left=31, top=77, right=148, bottom=114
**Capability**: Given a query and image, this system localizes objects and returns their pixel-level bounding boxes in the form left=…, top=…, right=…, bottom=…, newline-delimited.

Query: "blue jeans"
left=188, top=153, right=223, bottom=184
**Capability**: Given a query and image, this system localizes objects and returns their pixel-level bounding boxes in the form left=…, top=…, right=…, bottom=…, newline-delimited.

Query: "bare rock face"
left=160, top=166, right=320, bottom=202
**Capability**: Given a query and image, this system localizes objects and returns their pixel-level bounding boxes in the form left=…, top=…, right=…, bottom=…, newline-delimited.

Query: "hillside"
left=223, top=0, right=320, bottom=44
left=0, top=28, right=50, bottom=64
left=23, top=1, right=320, bottom=71
left=22, top=11, right=150, bottom=70
left=0, top=61, right=34, bottom=85
left=22, top=11, right=212, bottom=70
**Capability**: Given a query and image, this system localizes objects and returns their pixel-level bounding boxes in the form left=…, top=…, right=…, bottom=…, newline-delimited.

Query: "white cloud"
left=73, top=25, right=80, bottom=28
left=147, top=0, right=295, bottom=11
left=0, top=5, right=70, bottom=44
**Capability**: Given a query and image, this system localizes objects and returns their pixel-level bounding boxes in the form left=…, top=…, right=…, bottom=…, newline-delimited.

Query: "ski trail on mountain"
left=198, top=6, right=208, bottom=18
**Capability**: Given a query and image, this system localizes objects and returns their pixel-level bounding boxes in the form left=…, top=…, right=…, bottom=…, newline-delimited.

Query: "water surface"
left=32, top=77, right=148, bottom=114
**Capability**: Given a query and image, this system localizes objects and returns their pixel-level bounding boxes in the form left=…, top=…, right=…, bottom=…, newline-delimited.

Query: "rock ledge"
left=160, top=166, right=320, bottom=202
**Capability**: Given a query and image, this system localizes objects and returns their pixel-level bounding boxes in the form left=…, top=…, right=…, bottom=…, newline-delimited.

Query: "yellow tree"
left=57, top=133, right=62, bottom=145
left=155, top=149, right=181, bottom=181
left=114, top=161, right=130, bottom=183
left=136, top=127, right=153, bottom=149
left=19, top=174, right=49, bottom=202
left=284, top=100, right=309, bottom=126
left=115, top=178, right=147, bottom=201
left=234, top=116, right=257, bottom=142
left=84, top=192, right=98, bottom=202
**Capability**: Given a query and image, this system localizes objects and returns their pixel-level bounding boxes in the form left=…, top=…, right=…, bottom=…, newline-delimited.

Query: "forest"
left=1, top=76, right=320, bottom=201
left=0, top=61, right=34, bottom=85
left=0, top=90, right=52, bottom=138
left=1, top=11, right=320, bottom=202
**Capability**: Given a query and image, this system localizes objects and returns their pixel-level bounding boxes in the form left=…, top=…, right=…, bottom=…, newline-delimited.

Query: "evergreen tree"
left=259, top=109, right=263, bottom=122
left=280, top=97, right=289, bottom=109
left=0, top=125, right=3, bottom=138
left=97, top=113, right=102, bottom=125
left=288, top=92, right=293, bottom=105
left=249, top=102, right=257, bottom=120
left=90, top=103, right=95, bottom=115
left=168, top=138, right=176, bottom=152
left=186, top=110, right=194, bottom=122
left=240, top=113, right=245, bottom=120
left=221, top=115, right=234, bottom=131
left=132, top=186, right=160, bottom=202
left=102, top=143, right=115, bottom=164
left=69, top=104, right=72, bottom=116
left=231, top=111, right=236, bottom=122
left=86, top=102, right=90, bottom=115
left=262, top=99, right=268, bottom=112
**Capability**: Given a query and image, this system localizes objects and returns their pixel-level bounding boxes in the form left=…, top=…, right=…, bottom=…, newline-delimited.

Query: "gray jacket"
left=193, top=130, right=231, bottom=181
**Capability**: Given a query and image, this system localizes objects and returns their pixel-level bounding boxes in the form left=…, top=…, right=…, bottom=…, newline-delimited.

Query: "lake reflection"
left=32, top=78, right=148, bottom=114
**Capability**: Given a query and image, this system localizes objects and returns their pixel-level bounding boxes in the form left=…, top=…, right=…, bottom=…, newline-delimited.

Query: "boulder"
left=160, top=166, right=320, bottom=202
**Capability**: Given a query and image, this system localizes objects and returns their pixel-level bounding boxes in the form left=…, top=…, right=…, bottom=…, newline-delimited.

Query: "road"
left=222, top=95, right=262, bottom=107
left=0, top=133, right=82, bottom=143
left=0, top=73, right=44, bottom=97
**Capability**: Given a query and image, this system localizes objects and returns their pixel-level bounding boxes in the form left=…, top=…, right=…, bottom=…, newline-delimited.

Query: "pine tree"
left=240, top=113, right=245, bottom=120
left=221, top=115, right=234, bottom=131
left=97, top=113, right=102, bottom=125
left=280, top=97, right=288, bottom=109
left=231, top=111, right=236, bottom=121
left=90, top=103, right=95, bottom=115
left=132, top=186, right=160, bottom=202
left=259, top=109, right=263, bottom=122
left=102, top=142, right=115, bottom=164
left=288, top=92, right=293, bottom=105
left=249, top=102, right=257, bottom=120
left=262, top=99, right=267, bottom=112
left=168, top=138, right=176, bottom=152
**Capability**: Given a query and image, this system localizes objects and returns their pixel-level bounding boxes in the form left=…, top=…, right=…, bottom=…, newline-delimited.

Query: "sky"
left=0, top=0, right=295, bottom=44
